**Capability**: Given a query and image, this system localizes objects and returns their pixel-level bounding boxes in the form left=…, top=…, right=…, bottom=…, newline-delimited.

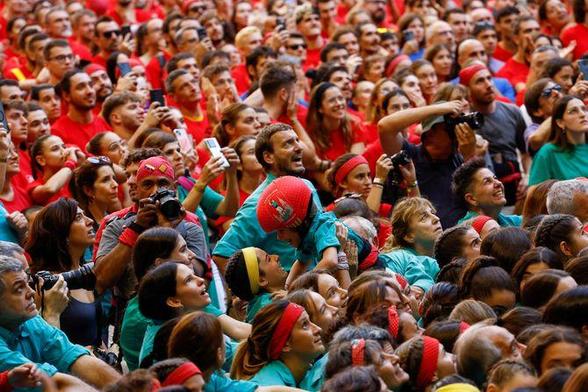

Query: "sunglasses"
left=288, top=43, right=306, bottom=50
left=541, top=84, right=562, bottom=97
left=87, top=156, right=111, bottom=165
left=102, top=30, right=121, bottom=39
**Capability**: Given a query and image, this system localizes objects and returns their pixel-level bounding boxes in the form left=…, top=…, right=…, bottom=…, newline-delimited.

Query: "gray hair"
left=0, top=241, right=24, bottom=258
left=173, top=27, right=198, bottom=47
left=546, top=179, right=588, bottom=214
left=0, top=256, right=25, bottom=296
left=339, top=216, right=377, bottom=242
left=165, top=69, right=190, bottom=95
left=331, top=324, right=391, bottom=348
left=455, top=325, right=504, bottom=388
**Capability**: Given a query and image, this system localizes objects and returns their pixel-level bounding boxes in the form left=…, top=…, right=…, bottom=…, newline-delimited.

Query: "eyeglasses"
left=87, top=156, right=111, bottom=165
left=541, top=84, right=562, bottom=97
left=102, top=30, right=121, bottom=39
left=49, top=53, right=74, bottom=63
left=288, top=43, right=307, bottom=50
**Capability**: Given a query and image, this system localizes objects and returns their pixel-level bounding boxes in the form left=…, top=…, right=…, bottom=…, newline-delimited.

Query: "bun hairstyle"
left=325, top=339, right=384, bottom=380
left=424, top=320, right=468, bottom=354
left=534, top=214, right=579, bottom=262
left=420, top=282, right=460, bottom=327
left=459, top=256, right=515, bottom=302
left=395, top=336, right=442, bottom=391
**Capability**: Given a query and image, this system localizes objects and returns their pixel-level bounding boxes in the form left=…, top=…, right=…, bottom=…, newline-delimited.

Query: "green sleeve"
left=201, top=186, right=224, bottom=218
left=528, top=146, right=552, bottom=186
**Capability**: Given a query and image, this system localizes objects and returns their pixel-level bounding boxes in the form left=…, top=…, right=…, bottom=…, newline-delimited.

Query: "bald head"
left=458, top=39, right=488, bottom=68
left=427, top=20, right=455, bottom=50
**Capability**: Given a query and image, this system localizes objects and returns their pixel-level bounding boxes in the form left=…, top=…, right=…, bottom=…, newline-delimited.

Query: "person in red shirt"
left=0, top=81, right=25, bottom=102
left=31, top=84, right=62, bottom=124
left=317, top=0, right=338, bottom=38
left=306, top=82, right=365, bottom=162
left=332, top=28, right=360, bottom=56
left=165, top=69, right=210, bottom=144
left=494, top=6, right=520, bottom=62
left=356, top=21, right=382, bottom=59
left=4, top=101, right=31, bottom=181
left=296, top=4, right=325, bottom=70
left=106, top=0, right=151, bottom=26
left=43, top=40, right=76, bottom=86
left=0, top=141, right=32, bottom=213
left=45, top=7, right=93, bottom=63
left=233, top=26, right=263, bottom=94
left=561, top=0, right=588, bottom=60
left=3, top=16, right=26, bottom=64
left=101, top=92, right=146, bottom=142
left=52, top=69, right=111, bottom=151
left=137, top=18, right=165, bottom=66
left=92, top=17, right=124, bottom=68
left=71, top=10, right=97, bottom=58
left=28, top=134, right=81, bottom=205
left=0, top=0, right=29, bottom=41
left=496, top=15, right=540, bottom=92
left=85, top=63, right=113, bottom=115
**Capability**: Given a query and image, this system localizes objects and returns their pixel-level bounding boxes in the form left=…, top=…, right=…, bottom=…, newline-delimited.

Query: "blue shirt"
left=0, top=203, right=18, bottom=243
left=213, top=173, right=322, bottom=271
left=458, top=210, right=522, bottom=227
left=204, top=371, right=258, bottom=392
left=380, top=247, right=439, bottom=292
left=246, top=292, right=273, bottom=323
left=299, top=211, right=341, bottom=267
left=300, top=354, right=328, bottom=391
left=249, top=360, right=297, bottom=387
left=0, top=316, right=89, bottom=376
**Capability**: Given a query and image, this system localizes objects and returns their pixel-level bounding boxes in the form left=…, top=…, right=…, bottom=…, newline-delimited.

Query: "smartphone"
left=196, top=27, right=207, bottom=41
left=118, top=62, right=132, bottom=76
left=0, top=102, right=8, bottom=132
left=121, top=25, right=132, bottom=37
left=276, top=17, right=286, bottom=30
left=403, top=31, right=414, bottom=42
left=579, top=59, right=588, bottom=81
left=204, top=138, right=230, bottom=169
left=174, top=128, right=193, bottom=155
left=149, top=89, right=165, bottom=106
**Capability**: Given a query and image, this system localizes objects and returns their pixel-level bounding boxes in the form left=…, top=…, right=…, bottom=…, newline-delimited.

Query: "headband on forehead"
left=351, top=339, right=366, bottom=366
left=162, top=362, right=202, bottom=387
left=387, top=306, right=400, bottom=339
left=85, top=63, right=106, bottom=75
left=242, top=247, right=259, bottom=295
left=386, top=54, right=410, bottom=77
left=269, top=303, right=305, bottom=360
left=416, top=336, right=440, bottom=389
left=334, top=155, right=369, bottom=185
left=459, top=63, right=487, bottom=86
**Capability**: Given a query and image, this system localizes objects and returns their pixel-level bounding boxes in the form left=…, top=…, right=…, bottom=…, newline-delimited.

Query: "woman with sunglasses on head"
left=72, top=157, right=121, bottom=227
left=529, top=95, right=588, bottom=185
left=28, top=135, right=84, bottom=206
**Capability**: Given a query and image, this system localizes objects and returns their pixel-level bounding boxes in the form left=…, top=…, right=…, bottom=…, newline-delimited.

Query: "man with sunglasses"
left=92, top=16, right=123, bottom=68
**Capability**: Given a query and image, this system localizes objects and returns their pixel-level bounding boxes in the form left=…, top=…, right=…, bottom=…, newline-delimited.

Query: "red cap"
left=257, top=176, right=313, bottom=233
left=136, top=156, right=175, bottom=183
left=129, top=58, right=143, bottom=68
left=459, top=63, right=488, bottom=86
left=471, top=215, right=493, bottom=235
left=85, top=63, right=106, bottom=76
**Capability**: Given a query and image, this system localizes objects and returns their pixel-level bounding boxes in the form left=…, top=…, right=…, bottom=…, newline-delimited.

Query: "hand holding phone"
left=204, top=138, right=230, bottom=169
left=579, top=59, right=588, bottom=81
left=150, top=89, right=165, bottom=106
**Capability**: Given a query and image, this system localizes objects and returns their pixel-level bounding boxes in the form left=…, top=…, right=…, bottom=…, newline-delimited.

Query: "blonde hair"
left=382, top=197, right=436, bottom=252
left=235, top=26, right=262, bottom=50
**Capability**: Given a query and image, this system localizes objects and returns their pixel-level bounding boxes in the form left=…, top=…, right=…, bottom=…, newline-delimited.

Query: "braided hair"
left=535, top=214, right=580, bottom=261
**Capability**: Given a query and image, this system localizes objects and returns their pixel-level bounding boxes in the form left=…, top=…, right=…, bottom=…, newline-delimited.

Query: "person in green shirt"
left=380, top=197, right=442, bottom=294
left=225, top=247, right=289, bottom=323
left=231, top=300, right=325, bottom=388
left=529, top=95, right=588, bottom=185
left=453, top=158, right=522, bottom=227
left=168, top=311, right=302, bottom=392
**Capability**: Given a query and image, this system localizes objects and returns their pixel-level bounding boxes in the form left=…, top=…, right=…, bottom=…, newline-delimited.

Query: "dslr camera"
left=32, top=263, right=96, bottom=291
left=388, top=150, right=411, bottom=185
left=444, top=111, right=484, bottom=131
left=151, top=188, right=182, bottom=220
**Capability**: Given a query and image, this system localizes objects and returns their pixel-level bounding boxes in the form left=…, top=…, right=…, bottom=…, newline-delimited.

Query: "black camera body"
left=444, top=111, right=485, bottom=131
left=151, top=189, right=182, bottom=220
left=32, top=263, right=96, bottom=291
left=388, top=150, right=411, bottom=185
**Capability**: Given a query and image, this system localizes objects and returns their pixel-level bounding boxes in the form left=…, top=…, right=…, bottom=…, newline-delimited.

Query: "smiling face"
left=466, top=168, right=507, bottom=210
left=256, top=248, right=287, bottom=291
left=285, top=310, right=325, bottom=360
left=377, top=350, right=410, bottom=389
left=317, top=273, right=347, bottom=308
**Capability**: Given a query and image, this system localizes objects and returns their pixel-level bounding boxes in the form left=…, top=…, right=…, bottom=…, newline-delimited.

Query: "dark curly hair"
left=451, top=158, right=487, bottom=208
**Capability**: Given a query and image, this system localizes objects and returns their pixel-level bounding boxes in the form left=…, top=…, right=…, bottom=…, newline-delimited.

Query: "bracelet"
left=63, top=159, right=77, bottom=171
left=373, top=179, right=385, bottom=186
left=407, top=180, right=418, bottom=188
left=193, top=183, right=207, bottom=193
left=129, top=222, right=147, bottom=234
left=372, top=182, right=383, bottom=188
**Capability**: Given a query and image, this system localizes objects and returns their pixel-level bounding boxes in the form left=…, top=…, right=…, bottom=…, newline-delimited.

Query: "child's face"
left=277, top=228, right=302, bottom=247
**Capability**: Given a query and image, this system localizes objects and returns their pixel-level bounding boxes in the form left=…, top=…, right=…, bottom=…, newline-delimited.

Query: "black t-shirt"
left=382, top=140, right=467, bottom=229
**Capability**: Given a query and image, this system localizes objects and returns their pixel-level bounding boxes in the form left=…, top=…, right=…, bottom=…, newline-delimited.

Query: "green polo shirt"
left=299, top=354, right=328, bottom=391
left=380, top=247, right=440, bottom=292
left=204, top=371, right=258, bottom=392
left=249, top=360, right=297, bottom=387
left=0, top=316, right=89, bottom=376
left=246, top=292, right=273, bottom=323
left=458, top=210, right=522, bottom=227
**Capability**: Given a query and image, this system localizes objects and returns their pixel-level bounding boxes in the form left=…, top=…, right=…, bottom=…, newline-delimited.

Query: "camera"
left=388, top=150, right=411, bottom=185
left=32, top=263, right=96, bottom=291
left=151, top=188, right=182, bottom=220
left=444, top=111, right=485, bottom=130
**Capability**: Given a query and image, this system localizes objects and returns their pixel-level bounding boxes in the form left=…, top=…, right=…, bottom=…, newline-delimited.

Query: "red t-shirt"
left=68, top=38, right=93, bottom=63
left=92, top=53, right=109, bottom=68
left=493, top=43, right=514, bottom=63
left=561, top=23, right=588, bottom=60
left=274, top=104, right=309, bottom=129
left=27, top=176, right=72, bottom=205
left=231, top=63, right=251, bottom=95
left=3, top=58, right=33, bottom=81
left=0, top=15, right=7, bottom=41
left=495, top=57, right=529, bottom=89
left=305, top=47, right=322, bottom=70
left=185, top=114, right=211, bottom=145
left=363, top=140, right=384, bottom=175
left=1, top=175, right=32, bottom=213
left=312, top=117, right=366, bottom=161
left=51, top=114, right=111, bottom=151
left=146, top=52, right=171, bottom=90
left=17, top=148, right=32, bottom=179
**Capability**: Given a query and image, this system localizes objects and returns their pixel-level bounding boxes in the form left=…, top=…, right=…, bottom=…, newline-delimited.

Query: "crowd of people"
left=1, top=0, right=588, bottom=390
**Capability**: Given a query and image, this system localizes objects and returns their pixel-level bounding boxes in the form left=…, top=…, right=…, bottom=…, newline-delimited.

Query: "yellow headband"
left=242, top=247, right=259, bottom=295
left=435, top=384, right=480, bottom=392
